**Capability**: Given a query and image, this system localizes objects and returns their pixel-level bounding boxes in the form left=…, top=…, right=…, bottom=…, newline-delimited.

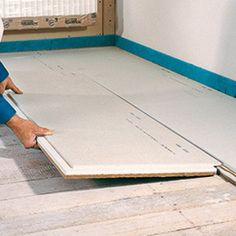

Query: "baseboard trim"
left=0, top=35, right=116, bottom=53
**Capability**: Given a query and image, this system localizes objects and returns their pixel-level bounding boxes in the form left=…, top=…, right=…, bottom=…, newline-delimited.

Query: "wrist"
left=0, top=77, right=8, bottom=94
left=6, top=115, right=23, bottom=130
left=0, top=81, right=5, bottom=94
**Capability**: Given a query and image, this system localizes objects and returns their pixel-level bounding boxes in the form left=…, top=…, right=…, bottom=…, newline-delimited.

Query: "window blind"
left=0, top=0, right=97, bottom=30
left=0, top=0, right=97, bottom=18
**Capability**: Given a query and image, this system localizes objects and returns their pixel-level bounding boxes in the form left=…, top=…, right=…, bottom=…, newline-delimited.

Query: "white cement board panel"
left=18, top=47, right=235, bottom=173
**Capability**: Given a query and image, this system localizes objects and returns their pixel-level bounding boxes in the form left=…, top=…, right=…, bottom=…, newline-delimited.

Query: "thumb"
left=34, top=127, right=54, bottom=137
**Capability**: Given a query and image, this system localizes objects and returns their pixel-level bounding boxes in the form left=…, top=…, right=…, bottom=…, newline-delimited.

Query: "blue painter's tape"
left=116, top=36, right=236, bottom=98
left=0, top=35, right=116, bottom=53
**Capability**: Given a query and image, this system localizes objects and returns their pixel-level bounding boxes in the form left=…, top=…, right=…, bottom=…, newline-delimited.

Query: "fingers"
left=23, top=136, right=37, bottom=149
left=25, top=130, right=52, bottom=149
left=6, top=77, right=23, bottom=94
left=34, top=127, right=54, bottom=136
left=31, top=127, right=53, bottom=149
left=31, top=128, right=53, bottom=149
left=11, top=84, right=23, bottom=94
left=25, top=134, right=41, bottom=149
left=33, top=143, right=40, bottom=149
left=9, top=82, right=23, bottom=94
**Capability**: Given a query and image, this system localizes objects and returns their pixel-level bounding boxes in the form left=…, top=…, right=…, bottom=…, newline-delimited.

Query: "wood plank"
left=0, top=179, right=235, bottom=220
left=160, top=221, right=236, bottom=236
left=2, top=50, right=219, bottom=179
left=0, top=173, right=224, bottom=201
left=195, top=221, right=236, bottom=236
left=181, top=201, right=236, bottom=226
left=27, top=214, right=236, bottom=236
left=27, top=210, right=192, bottom=236
left=1, top=199, right=235, bottom=235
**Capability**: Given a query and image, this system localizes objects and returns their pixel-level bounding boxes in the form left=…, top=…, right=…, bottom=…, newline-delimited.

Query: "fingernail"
left=45, top=130, right=54, bottom=135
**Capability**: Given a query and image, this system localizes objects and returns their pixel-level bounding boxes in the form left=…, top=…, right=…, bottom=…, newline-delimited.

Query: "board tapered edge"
left=40, top=136, right=217, bottom=179
left=5, top=92, right=220, bottom=179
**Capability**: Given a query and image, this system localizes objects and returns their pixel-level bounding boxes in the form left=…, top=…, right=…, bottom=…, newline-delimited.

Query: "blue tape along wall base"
left=115, top=36, right=236, bottom=98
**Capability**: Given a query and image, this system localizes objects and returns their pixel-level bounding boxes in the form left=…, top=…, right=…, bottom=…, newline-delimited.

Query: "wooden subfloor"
left=0, top=125, right=236, bottom=236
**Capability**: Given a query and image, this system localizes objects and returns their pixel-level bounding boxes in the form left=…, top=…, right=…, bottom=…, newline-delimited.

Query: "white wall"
left=116, top=0, right=236, bottom=81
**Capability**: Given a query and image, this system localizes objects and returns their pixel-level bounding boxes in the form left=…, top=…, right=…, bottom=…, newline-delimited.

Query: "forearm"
left=0, top=95, right=16, bottom=124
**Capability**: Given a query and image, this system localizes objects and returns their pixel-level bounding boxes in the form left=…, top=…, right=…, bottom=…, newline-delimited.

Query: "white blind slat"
left=0, top=0, right=97, bottom=18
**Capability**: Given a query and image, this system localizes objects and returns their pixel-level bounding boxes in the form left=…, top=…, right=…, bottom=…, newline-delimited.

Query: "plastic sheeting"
left=0, top=0, right=97, bottom=18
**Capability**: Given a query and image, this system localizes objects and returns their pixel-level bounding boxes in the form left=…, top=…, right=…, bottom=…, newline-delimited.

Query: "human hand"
left=0, top=76, right=23, bottom=94
left=6, top=115, right=53, bottom=149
